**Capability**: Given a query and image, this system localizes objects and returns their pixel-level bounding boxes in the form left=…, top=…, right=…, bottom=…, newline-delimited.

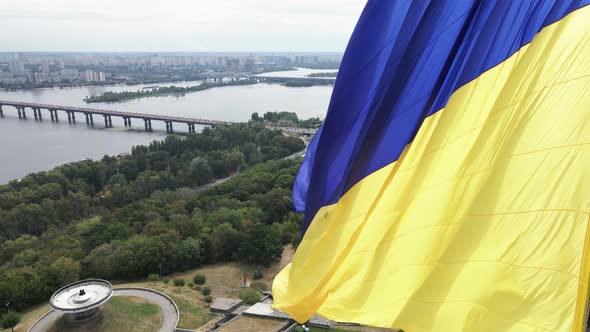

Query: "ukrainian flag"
left=272, top=1, right=590, bottom=331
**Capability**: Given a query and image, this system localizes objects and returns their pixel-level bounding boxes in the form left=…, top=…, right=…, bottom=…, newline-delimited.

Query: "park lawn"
left=116, top=245, right=295, bottom=330
left=167, top=244, right=295, bottom=298
left=46, top=296, right=162, bottom=332
left=217, top=315, right=286, bottom=332
left=113, top=279, right=214, bottom=329
left=12, top=245, right=295, bottom=332
left=168, top=293, right=213, bottom=329
left=294, top=328, right=363, bottom=332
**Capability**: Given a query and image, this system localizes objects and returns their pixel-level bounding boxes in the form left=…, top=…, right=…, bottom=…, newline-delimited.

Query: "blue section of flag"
left=294, top=0, right=590, bottom=234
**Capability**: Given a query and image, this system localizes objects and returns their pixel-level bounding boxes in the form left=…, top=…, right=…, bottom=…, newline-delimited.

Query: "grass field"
left=45, top=296, right=162, bottom=332
left=6, top=245, right=295, bottom=332
left=217, top=316, right=287, bottom=332
left=115, top=245, right=295, bottom=330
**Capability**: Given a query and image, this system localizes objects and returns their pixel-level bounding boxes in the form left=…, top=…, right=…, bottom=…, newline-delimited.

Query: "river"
left=0, top=68, right=336, bottom=183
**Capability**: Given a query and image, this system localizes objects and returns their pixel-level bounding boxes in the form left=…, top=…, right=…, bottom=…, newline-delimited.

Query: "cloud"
left=0, top=0, right=366, bottom=51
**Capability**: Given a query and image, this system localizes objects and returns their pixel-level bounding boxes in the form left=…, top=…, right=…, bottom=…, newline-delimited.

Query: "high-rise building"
left=244, top=58, right=256, bottom=72
left=55, top=59, right=65, bottom=69
left=41, top=59, right=50, bottom=73
left=226, top=59, right=241, bottom=72
left=83, top=70, right=106, bottom=82
left=8, top=61, right=25, bottom=74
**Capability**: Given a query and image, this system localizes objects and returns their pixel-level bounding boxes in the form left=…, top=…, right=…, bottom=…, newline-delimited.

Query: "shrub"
left=173, top=278, right=185, bottom=292
left=204, top=295, right=213, bottom=303
left=201, top=285, right=211, bottom=296
left=187, top=282, right=195, bottom=288
left=163, top=277, right=170, bottom=286
left=252, top=266, right=263, bottom=280
left=148, top=273, right=159, bottom=285
left=240, top=288, right=261, bottom=305
left=1, top=310, right=21, bottom=332
left=193, top=274, right=206, bottom=285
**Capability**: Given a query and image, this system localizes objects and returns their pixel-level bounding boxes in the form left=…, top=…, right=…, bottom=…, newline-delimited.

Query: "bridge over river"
left=0, top=100, right=317, bottom=135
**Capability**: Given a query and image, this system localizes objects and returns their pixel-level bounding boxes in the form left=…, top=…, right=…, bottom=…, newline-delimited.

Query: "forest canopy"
left=0, top=122, right=306, bottom=311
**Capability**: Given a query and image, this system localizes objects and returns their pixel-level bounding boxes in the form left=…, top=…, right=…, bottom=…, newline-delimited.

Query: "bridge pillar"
left=17, top=107, right=22, bottom=119
left=165, top=121, right=173, bottom=133
left=50, top=110, right=54, bottom=122
left=89, top=114, right=94, bottom=126
left=54, top=110, right=59, bottom=122
left=108, top=116, right=112, bottom=127
left=67, top=112, right=72, bottom=123
left=148, top=119, right=152, bottom=131
left=37, top=108, right=42, bottom=121
left=71, top=112, right=76, bottom=123
left=33, top=108, right=38, bottom=120
left=104, top=115, right=109, bottom=128
left=144, top=119, right=149, bottom=131
left=127, top=118, right=131, bottom=127
left=85, top=113, right=89, bottom=125
left=0, top=105, right=3, bottom=118
left=22, top=107, right=26, bottom=119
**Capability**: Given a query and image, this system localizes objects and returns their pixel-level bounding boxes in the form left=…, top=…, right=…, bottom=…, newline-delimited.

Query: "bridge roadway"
left=0, top=100, right=316, bottom=135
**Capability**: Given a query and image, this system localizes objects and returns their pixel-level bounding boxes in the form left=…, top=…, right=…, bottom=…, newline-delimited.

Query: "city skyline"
left=1, top=0, right=366, bottom=52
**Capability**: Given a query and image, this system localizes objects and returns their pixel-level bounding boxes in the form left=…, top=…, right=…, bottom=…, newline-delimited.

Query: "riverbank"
left=306, top=72, right=338, bottom=77
left=84, top=79, right=258, bottom=103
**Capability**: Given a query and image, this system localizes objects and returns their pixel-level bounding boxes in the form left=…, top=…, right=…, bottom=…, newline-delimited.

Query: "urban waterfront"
left=0, top=68, right=335, bottom=183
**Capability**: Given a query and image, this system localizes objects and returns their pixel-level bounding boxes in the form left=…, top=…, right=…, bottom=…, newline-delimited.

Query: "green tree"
left=193, top=274, right=206, bottom=286
left=274, top=174, right=295, bottom=189
left=207, top=208, right=243, bottom=229
left=148, top=273, right=159, bottom=285
left=173, top=278, right=185, bottom=292
left=240, top=288, right=261, bottom=305
left=82, top=243, right=116, bottom=279
left=187, top=157, right=212, bottom=186
left=201, top=285, right=211, bottom=296
left=1, top=310, right=21, bottom=332
left=256, top=188, right=292, bottom=224
left=240, top=142, right=263, bottom=165
left=47, top=256, right=81, bottom=288
left=209, top=223, right=241, bottom=262
left=237, top=223, right=283, bottom=266
left=178, top=237, right=205, bottom=270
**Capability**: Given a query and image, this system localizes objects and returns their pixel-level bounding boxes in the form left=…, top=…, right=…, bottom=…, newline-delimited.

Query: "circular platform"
left=50, top=279, right=113, bottom=320
left=29, top=287, right=179, bottom=332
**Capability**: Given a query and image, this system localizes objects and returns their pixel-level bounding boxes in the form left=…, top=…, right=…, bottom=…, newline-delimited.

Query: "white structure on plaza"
left=49, top=279, right=113, bottom=322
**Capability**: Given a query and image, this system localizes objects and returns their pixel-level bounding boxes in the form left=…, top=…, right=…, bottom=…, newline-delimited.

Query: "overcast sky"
left=1, top=0, right=366, bottom=52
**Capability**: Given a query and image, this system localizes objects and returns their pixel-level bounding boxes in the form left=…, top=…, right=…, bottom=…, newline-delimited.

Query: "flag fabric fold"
left=274, top=1, right=590, bottom=331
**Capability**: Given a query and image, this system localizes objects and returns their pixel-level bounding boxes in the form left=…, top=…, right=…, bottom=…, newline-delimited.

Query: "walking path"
left=27, top=287, right=179, bottom=332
